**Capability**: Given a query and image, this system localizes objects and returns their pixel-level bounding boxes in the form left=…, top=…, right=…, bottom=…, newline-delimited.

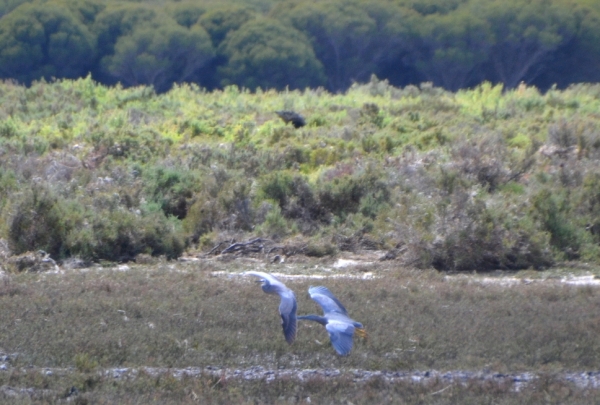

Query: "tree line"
left=0, top=0, right=599, bottom=93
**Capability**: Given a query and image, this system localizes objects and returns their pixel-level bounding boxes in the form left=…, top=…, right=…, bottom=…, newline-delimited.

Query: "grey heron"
left=244, top=271, right=297, bottom=344
left=298, top=286, right=367, bottom=355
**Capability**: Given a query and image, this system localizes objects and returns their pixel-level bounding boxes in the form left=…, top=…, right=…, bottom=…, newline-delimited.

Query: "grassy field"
left=2, top=78, right=600, bottom=403
left=1, top=258, right=600, bottom=403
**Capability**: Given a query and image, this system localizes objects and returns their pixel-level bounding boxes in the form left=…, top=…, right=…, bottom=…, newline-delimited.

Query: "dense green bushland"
left=1, top=77, right=600, bottom=270
left=1, top=0, right=600, bottom=92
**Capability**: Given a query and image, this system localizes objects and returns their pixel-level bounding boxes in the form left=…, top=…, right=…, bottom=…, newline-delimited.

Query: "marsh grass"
left=1, top=261, right=600, bottom=402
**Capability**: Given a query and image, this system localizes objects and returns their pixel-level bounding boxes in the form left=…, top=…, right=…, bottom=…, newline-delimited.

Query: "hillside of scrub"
left=1, top=77, right=600, bottom=271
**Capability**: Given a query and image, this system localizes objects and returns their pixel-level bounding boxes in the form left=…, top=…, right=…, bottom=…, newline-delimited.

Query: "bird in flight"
left=243, top=271, right=297, bottom=344
left=298, top=286, right=367, bottom=355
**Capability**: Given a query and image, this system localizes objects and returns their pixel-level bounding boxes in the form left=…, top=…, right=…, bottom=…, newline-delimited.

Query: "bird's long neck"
left=297, top=314, right=328, bottom=325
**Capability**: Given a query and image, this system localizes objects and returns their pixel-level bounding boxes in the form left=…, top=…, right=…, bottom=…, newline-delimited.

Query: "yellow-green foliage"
left=1, top=77, right=600, bottom=269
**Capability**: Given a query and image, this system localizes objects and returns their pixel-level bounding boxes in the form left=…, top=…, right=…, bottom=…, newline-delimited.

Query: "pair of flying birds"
left=244, top=271, right=367, bottom=356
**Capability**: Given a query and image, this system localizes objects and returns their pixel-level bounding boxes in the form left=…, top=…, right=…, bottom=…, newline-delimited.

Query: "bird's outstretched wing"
left=279, top=289, right=297, bottom=344
left=307, top=286, right=348, bottom=315
left=325, top=319, right=355, bottom=356
left=244, top=271, right=297, bottom=344
left=244, top=271, right=286, bottom=291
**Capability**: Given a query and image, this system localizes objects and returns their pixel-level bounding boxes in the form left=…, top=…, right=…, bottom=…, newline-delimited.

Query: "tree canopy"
left=218, top=18, right=325, bottom=90
left=103, top=20, right=214, bottom=92
left=0, top=0, right=598, bottom=92
left=0, top=1, right=95, bottom=83
left=473, top=0, right=578, bottom=89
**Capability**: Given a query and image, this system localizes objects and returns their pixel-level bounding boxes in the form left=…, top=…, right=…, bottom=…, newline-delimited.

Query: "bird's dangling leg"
left=355, top=327, right=368, bottom=342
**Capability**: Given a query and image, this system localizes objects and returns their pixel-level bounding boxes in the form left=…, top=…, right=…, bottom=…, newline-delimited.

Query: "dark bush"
left=7, top=186, right=83, bottom=257
left=143, top=166, right=200, bottom=219
left=305, top=241, right=336, bottom=257
left=259, top=171, right=328, bottom=234
left=70, top=208, right=185, bottom=261
left=5, top=184, right=185, bottom=262
left=396, top=184, right=554, bottom=272
left=317, top=168, right=390, bottom=218
left=532, top=189, right=583, bottom=260
left=451, top=135, right=509, bottom=193
left=259, top=170, right=297, bottom=208
left=429, top=198, right=553, bottom=271
left=183, top=199, right=223, bottom=243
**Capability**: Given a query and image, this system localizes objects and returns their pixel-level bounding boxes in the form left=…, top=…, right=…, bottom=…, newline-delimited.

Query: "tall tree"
left=473, top=0, right=577, bottom=89
left=396, top=0, right=469, bottom=15
left=198, top=6, right=257, bottom=47
left=0, top=1, right=95, bottom=83
left=166, top=2, right=207, bottom=28
left=103, top=20, right=215, bottom=92
left=0, top=0, right=32, bottom=18
left=410, top=9, right=492, bottom=91
left=272, top=0, right=416, bottom=92
left=218, top=18, right=325, bottom=90
left=56, top=0, right=105, bottom=26
left=93, top=4, right=161, bottom=58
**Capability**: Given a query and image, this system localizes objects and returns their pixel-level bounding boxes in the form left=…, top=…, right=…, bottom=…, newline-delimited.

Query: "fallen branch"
left=221, top=238, right=270, bottom=255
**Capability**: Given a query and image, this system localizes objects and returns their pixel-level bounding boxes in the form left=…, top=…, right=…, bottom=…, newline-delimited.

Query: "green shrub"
left=398, top=189, right=554, bottom=271
left=218, top=179, right=254, bottom=231
left=580, top=173, right=600, bottom=241
left=305, top=240, right=336, bottom=257
left=256, top=204, right=293, bottom=239
left=74, top=353, right=99, bottom=373
left=259, top=170, right=296, bottom=208
left=317, top=175, right=365, bottom=217
left=359, top=103, right=385, bottom=128
left=183, top=199, right=222, bottom=243
left=317, top=168, right=390, bottom=219
left=532, top=189, right=583, bottom=260
left=5, top=184, right=185, bottom=262
left=143, top=166, right=200, bottom=219
left=7, top=186, right=82, bottom=257
left=0, top=118, right=19, bottom=138
left=75, top=209, right=184, bottom=261
left=282, top=145, right=310, bottom=168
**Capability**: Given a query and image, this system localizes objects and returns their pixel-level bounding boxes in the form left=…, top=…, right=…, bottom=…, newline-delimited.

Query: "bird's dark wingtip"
left=282, top=314, right=297, bottom=344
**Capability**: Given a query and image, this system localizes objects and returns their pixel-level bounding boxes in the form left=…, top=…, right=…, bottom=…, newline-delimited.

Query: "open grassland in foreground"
left=1, top=259, right=600, bottom=403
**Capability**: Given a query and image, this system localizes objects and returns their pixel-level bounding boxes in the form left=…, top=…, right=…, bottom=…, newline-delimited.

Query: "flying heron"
left=243, top=271, right=297, bottom=344
left=298, top=286, right=367, bottom=356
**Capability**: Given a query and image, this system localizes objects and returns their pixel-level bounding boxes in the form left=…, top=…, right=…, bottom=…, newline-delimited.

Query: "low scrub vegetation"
left=1, top=77, right=600, bottom=271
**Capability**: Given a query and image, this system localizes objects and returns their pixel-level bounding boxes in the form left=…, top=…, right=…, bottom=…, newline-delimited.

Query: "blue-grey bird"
left=244, top=271, right=297, bottom=344
left=298, top=286, right=367, bottom=355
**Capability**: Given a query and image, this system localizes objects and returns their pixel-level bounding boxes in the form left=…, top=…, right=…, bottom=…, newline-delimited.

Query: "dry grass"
left=1, top=369, right=597, bottom=404
left=1, top=260, right=600, bottom=403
